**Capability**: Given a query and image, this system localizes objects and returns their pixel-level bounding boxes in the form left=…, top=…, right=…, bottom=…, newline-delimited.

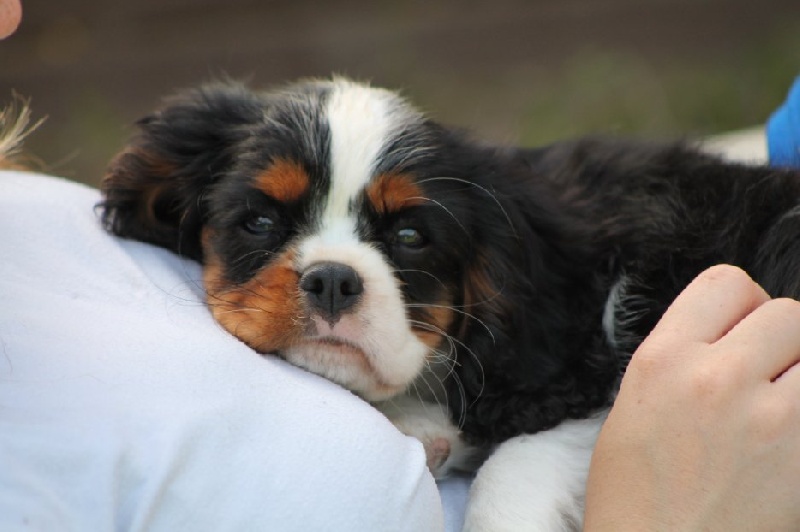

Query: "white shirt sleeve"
left=0, top=171, right=449, bottom=532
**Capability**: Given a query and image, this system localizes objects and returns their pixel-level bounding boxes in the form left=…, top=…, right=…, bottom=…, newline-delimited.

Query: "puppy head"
left=101, top=78, right=525, bottom=402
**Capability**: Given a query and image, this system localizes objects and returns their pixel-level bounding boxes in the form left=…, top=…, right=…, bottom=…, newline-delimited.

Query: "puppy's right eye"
left=243, top=215, right=276, bottom=235
left=395, top=227, right=426, bottom=249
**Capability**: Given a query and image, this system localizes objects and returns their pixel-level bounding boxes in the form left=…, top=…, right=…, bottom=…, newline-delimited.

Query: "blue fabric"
left=767, top=76, right=800, bottom=168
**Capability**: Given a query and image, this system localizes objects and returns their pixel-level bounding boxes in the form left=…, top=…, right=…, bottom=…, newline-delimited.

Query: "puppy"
left=100, top=78, right=800, bottom=530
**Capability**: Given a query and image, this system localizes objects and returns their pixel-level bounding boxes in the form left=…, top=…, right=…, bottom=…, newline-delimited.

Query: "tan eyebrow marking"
left=365, top=173, right=425, bottom=214
left=254, top=158, right=311, bottom=203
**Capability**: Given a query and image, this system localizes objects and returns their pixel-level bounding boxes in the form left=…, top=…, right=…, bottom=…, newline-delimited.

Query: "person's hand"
left=585, top=264, right=800, bottom=531
left=0, top=0, right=21, bottom=39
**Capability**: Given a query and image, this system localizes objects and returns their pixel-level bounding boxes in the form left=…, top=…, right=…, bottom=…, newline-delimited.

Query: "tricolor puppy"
left=101, top=78, right=800, bottom=531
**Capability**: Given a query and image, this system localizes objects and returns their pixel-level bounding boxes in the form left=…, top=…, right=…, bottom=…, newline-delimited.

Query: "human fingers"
left=0, top=0, right=21, bottom=39
left=718, top=297, right=800, bottom=382
left=648, top=265, right=770, bottom=347
left=772, top=355, right=800, bottom=395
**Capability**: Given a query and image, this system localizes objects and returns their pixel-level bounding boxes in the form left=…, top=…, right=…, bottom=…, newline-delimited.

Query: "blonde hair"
left=0, top=96, right=43, bottom=170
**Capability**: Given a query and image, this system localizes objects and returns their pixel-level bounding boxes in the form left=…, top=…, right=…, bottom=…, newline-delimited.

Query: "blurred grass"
left=48, top=90, right=126, bottom=176
left=11, top=19, right=800, bottom=184
left=519, top=25, right=800, bottom=144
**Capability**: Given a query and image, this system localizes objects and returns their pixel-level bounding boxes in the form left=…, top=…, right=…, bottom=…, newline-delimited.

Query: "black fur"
left=451, top=138, right=800, bottom=444
left=101, top=83, right=269, bottom=260
left=100, top=80, right=800, bottom=448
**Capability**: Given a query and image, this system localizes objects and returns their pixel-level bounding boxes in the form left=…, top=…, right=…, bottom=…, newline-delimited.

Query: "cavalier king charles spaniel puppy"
left=100, top=78, right=800, bottom=531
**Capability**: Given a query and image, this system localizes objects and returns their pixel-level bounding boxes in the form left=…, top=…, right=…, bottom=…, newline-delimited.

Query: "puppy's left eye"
left=244, top=215, right=276, bottom=235
left=395, top=227, right=426, bottom=248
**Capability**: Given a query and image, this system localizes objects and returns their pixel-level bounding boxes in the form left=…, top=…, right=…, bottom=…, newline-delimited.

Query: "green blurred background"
left=1, top=0, right=799, bottom=186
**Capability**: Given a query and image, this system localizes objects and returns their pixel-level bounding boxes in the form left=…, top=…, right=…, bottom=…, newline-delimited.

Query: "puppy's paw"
left=388, top=406, right=465, bottom=478
left=377, top=397, right=478, bottom=478
left=425, top=436, right=452, bottom=472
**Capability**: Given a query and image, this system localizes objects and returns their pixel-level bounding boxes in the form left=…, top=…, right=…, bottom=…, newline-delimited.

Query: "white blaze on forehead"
left=322, top=81, right=395, bottom=239
left=286, top=80, right=432, bottom=400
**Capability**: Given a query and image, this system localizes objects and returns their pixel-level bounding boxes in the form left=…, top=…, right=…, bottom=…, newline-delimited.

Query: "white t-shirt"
left=0, top=171, right=471, bottom=532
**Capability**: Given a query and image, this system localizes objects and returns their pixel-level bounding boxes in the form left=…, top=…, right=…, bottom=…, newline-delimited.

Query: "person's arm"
left=585, top=264, right=800, bottom=530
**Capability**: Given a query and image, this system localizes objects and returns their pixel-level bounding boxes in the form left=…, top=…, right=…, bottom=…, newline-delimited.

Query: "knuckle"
left=723, top=348, right=754, bottom=382
left=697, top=264, right=750, bottom=285
left=768, top=297, right=800, bottom=317
left=752, top=396, right=796, bottom=441
left=629, top=337, right=674, bottom=375
left=686, top=362, right=734, bottom=401
left=695, top=265, right=765, bottom=303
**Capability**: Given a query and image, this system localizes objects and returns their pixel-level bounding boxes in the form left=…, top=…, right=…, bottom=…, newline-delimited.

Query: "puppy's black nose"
left=299, top=262, right=363, bottom=319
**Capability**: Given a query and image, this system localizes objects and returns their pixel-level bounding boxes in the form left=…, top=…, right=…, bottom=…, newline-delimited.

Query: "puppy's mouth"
left=285, top=312, right=375, bottom=364
left=279, top=331, right=408, bottom=401
left=299, top=335, right=368, bottom=357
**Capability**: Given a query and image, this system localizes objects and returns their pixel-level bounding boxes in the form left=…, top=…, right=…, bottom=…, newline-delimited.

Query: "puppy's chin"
left=280, top=336, right=430, bottom=402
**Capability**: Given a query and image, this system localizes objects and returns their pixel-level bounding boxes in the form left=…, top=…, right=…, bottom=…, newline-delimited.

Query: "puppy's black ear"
left=447, top=150, right=617, bottom=445
left=100, top=83, right=264, bottom=261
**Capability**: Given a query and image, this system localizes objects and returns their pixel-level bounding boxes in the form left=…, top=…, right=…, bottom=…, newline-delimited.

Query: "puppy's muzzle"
left=299, top=262, right=363, bottom=322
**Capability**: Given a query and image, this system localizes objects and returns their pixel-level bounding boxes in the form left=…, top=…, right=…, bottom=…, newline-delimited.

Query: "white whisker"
left=407, top=195, right=469, bottom=236
left=417, top=175, right=518, bottom=237
left=392, top=268, right=448, bottom=290
left=407, top=314, right=483, bottom=429
left=406, top=302, right=495, bottom=345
